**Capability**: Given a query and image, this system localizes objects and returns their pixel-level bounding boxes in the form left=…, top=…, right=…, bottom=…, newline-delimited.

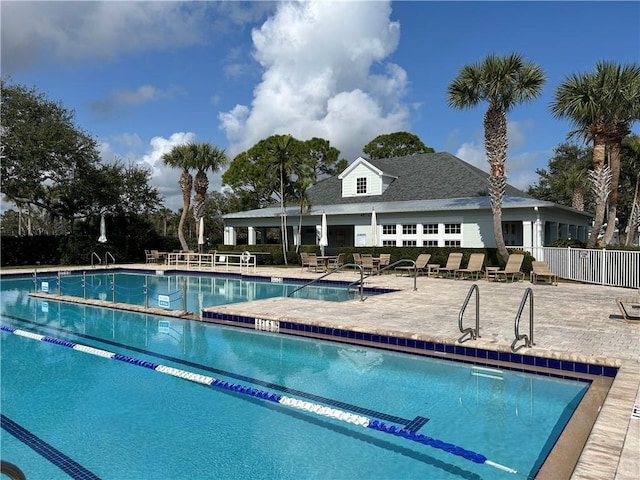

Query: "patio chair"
left=300, top=252, right=310, bottom=271
left=328, top=253, right=345, bottom=271
left=307, top=253, right=320, bottom=273
left=378, top=253, right=391, bottom=270
left=454, top=253, right=485, bottom=280
left=395, top=253, right=431, bottom=276
left=360, top=254, right=376, bottom=274
left=494, top=254, right=525, bottom=282
left=352, top=252, right=362, bottom=271
left=530, top=261, right=558, bottom=285
left=434, top=252, right=464, bottom=278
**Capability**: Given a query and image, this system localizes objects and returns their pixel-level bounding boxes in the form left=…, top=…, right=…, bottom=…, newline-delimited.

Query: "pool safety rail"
left=289, top=263, right=365, bottom=301
left=90, top=251, right=115, bottom=268
left=511, top=288, right=535, bottom=353
left=33, top=271, right=188, bottom=313
left=0, top=461, right=26, bottom=480
left=1, top=324, right=519, bottom=476
left=458, top=284, right=480, bottom=343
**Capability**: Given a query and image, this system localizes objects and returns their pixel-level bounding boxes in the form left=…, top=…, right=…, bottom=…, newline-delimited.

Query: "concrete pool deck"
left=3, top=263, right=639, bottom=479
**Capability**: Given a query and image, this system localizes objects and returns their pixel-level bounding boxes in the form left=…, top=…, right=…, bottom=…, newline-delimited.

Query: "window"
left=356, top=177, right=367, bottom=194
left=382, top=240, right=396, bottom=247
left=423, top=240, right=438, bottom=247
left=423, top=223, right=438, bottom=235
left=402, top=224, right=417, bottom=235
left=444, top=240, right=461, bottom=247
left=382, top=224, right=396, bottom=235
left=402, top=240, right=417, bottom=246
left=444, top=223, right=461, bottom=234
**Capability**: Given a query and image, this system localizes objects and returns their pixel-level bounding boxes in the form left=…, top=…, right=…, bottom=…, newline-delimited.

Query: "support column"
left=248, top=227, right=256, bottom=245
left=224, top=226, right=236, bottom=246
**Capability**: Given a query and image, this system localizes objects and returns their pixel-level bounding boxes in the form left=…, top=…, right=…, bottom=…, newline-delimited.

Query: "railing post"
left=111, top=274, right=115, bottom=303
left=33, top=270, right=37, bottom=293
left=144, top=275, right=149, bottom=309
left=183, top=280, right=188, bottom=312
left=58, top=272, right=61, bottom=296
left=83, top=272, right=86, bottom=299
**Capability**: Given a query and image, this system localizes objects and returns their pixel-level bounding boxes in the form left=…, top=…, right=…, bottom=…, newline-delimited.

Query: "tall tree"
left=162, top=143, right=196, bottom=251
left=270, top=134, right=297, bottom=264
left=363, top=132, right=435, bottom=159
left=448, top=53, right=545, bottom=262
left=551, top=61, right=640, bottom=247
left=190, top=143, right=228, bottom=245
left=527, top=143, right=593, bottom=211
left=1, top=79, right=105, bottom=231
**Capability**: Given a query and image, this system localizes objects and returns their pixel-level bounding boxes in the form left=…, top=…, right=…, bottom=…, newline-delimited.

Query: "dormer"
left=338, top=157, right=397, bottom=198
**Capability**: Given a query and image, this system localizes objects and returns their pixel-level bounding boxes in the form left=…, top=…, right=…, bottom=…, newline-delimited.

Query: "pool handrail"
left=353, top=259, right=419, bottom=292
left=288, top=263, right=366, bottom=301
left=104, top=251, right=115, bottom=267
left=90, top=251, right=101, bottom=268
left=511, top=287, right=534, bottom=352
left=458, top=283, right=480, bottom=343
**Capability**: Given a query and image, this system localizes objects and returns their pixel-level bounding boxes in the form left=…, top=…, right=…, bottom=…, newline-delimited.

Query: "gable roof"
left=307, top=151, right=529, bottom=206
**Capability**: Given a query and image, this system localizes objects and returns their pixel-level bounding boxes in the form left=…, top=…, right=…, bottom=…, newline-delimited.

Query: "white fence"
left=528, top=247, right=639, bottom=289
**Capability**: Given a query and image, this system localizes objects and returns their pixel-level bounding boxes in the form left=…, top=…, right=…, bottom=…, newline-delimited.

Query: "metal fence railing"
left=527, top=247, right=639, bottom=289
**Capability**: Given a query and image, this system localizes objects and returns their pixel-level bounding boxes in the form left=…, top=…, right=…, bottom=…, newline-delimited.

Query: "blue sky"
left=2, top=1, right=639, bottom=211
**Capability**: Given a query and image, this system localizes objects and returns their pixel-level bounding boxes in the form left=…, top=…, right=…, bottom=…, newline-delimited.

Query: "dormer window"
left=356, top=177, right=367, bottom=194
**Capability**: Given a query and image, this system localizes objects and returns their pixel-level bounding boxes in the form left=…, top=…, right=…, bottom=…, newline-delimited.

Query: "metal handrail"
left=90, top=252, right=101, bottom=268
left=288, top=263, right=366, bottom=301
left=511, top=288, right=535, bottom=352
left=1, top=461, right=26, bottom=480
left=104, top=251, right=115, bottom=267
left=353, top=259, right=419, bottom=291
left=458, top=284, right=480, bottom=343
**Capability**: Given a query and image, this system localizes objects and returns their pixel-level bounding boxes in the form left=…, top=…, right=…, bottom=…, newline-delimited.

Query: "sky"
left=2, top=1, right=639, bottom=212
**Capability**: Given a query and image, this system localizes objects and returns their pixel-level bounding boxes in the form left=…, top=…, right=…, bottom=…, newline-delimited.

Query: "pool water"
left=35, top=272, right=364, bottom=312
left=1, top=277, right=588, bottom=479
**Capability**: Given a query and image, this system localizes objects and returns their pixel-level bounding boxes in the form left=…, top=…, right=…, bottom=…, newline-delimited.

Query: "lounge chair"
left=494, top=254, right=525, bottom=282
left=434, top=252, right=464, bottom=278
left=455, top=253, right=485, bottom=280
left=616, top=295, right=640, bottom=322
left=530, top=261, right=558, bottom=285
left=395, top=253, right=431, bottom=276
left=352, top=253, right=362, bottom=271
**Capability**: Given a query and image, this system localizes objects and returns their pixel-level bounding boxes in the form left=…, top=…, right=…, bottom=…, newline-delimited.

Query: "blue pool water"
left=33, top=271, right=368, bottom=313
left=1, top=276, right=588, bottom=479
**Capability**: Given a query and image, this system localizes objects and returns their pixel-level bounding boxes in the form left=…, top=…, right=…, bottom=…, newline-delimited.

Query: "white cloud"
left=218, top=0, right=409, bottom=161
left=1, top=2, right=212, bottom=72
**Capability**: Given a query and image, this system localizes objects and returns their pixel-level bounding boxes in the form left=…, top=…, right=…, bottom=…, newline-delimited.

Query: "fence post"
left=601, top=248, right=606, bottom=285
left=83, top=272, right=86, bottom=299
left=144, top=275, right=149, bottom=309
left=111, top=274, right=116, bottom=303
left=33, top=270, right=37, bottom=293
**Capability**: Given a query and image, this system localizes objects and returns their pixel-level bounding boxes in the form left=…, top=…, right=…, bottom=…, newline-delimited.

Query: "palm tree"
left=191, top=143, right=228, bottom=240
left=551, top=61, right=640, bottom=247
left=162, top=143, right=196, bottom=251
left=448, top=53, right=545, bottom=262
left=270, top=134, right=296, bottom=264
left=293, top=179, right=312, bottom=253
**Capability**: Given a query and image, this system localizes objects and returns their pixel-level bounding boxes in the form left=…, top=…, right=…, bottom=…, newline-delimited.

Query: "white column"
left=522, top=220, right=533, bottom=249
left=248, top=227, right=256, bottom=245
left=224, top=226, right=236, bottom=246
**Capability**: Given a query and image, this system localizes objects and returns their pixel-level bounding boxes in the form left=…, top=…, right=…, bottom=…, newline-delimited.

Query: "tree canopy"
left=222, top=135, right=346, bottom=210
left=362, top=132, right=434, bottom=159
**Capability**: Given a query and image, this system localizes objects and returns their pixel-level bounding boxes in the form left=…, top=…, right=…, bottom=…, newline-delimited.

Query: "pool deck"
left=3, top=263, right=639, bottom=480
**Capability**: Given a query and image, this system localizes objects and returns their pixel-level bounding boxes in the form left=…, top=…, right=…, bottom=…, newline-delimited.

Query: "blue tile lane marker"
left=1, top=324, right=518, bottom=475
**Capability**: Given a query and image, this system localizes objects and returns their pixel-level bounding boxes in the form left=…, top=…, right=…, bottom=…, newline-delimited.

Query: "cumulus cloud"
left=218, top=0, right=410, bottom=161
left=454, top=121, right=543, bottom=190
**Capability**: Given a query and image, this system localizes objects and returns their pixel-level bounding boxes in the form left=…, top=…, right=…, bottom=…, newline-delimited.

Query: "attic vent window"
left=356, top=177, right=367, bottom=194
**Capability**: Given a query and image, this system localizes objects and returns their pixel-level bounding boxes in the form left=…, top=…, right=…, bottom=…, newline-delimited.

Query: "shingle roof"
left=307, top=151, right=529, bottom=206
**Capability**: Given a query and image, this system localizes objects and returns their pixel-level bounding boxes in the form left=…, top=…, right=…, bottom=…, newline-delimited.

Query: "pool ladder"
left=511, top=288, right=535, bottom=352
left=458, top=284, right=480, bottom=343
left=457, top=285, right=535, bottom=351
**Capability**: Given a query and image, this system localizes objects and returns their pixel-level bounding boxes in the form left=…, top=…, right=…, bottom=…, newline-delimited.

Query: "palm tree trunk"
left=603, top=141, right=622, bottom=244
left=625, top=176, right=640, bottom=246
left=280, top=164, right=288, bottom=265
left=178, top=169, right=192, bottom=251
left=485, top=104, right=510, bottom=263
left=586, top=137, right=609, bottom=248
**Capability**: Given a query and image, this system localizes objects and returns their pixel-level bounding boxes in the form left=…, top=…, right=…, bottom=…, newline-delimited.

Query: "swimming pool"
left=0, top=274, right=594, bottom=479
left=31, top=270, right=388, bottom=313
